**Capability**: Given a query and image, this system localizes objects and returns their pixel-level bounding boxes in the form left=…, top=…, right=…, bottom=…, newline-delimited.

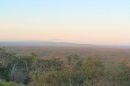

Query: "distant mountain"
left=0, top=41, right=129, bottom=48
left=0, top=41, right=91, bottom=47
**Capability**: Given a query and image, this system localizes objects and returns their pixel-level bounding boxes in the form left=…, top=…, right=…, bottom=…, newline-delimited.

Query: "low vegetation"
left=0, top=48, right=130, bottom=86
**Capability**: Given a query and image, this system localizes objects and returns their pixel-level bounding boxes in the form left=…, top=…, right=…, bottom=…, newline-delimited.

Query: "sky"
left=0, top=0, right=130, bottom=45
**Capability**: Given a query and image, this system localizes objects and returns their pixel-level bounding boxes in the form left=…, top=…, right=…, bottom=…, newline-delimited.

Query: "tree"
left=81, top=57, right=105, bottom=86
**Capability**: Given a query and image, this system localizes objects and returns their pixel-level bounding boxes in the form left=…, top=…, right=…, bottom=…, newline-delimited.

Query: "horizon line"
left=0, top=41, right=130, bottom=47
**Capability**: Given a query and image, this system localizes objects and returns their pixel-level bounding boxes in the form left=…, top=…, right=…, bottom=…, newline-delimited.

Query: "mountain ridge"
left=0, top=41, right=130, bottom=48
left=0, top=41, right=91, bottom=47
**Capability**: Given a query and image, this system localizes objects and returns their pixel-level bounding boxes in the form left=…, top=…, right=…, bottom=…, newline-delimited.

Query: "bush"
left=0, top=80, right=19, bottom=86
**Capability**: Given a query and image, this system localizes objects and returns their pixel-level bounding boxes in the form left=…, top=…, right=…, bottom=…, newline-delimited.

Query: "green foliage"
left=0, top=48, right=130, bottom=86
left=80, top=57, right=105, bottom=85
left=105, top=62, right=130, bottom=86
left=0, top=80, right=21, bottom=86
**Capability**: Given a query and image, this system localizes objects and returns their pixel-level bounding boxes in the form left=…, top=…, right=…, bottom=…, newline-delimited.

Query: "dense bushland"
left=0, top=48, right=130, bottom=86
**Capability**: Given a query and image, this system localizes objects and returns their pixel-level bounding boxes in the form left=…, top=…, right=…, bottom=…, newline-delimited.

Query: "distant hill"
left=0, top=41, right=91, bottom=47
left=0, top=41, right=129, bottom=48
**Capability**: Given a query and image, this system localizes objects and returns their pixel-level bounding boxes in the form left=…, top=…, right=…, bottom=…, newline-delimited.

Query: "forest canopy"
left=0, top=48, right=130, bottom=86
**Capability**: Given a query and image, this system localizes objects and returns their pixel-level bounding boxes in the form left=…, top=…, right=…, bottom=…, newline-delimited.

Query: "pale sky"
left=0, top=0, right=130, bottom=45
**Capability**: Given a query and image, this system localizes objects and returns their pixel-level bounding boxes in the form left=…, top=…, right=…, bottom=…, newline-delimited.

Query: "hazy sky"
left=0, top=0, right=130, bottom=45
